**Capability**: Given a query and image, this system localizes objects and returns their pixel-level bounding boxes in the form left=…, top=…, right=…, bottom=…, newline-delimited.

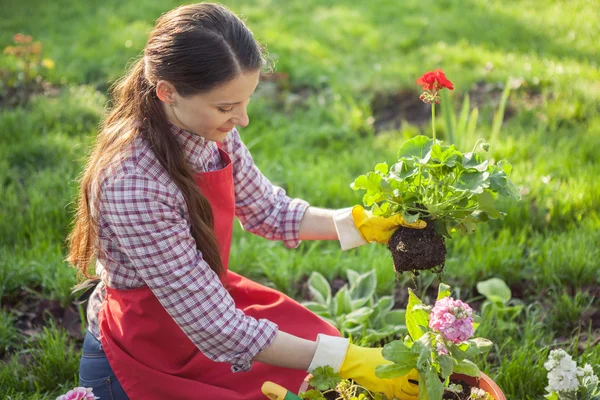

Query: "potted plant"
left=298, top=284, right=506, bottom=400
left=351, top=69, right=521, bottom=274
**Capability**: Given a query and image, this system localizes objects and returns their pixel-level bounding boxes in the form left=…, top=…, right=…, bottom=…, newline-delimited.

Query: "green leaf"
left=333, top=286, right=352, bottom=316
left=299, top=389, right=326, bottom=400
left=418, top=372, right=430, bottom=400
left=462, top=152, right=489, bottom=172
left=426, top=368, right=444, bottom=400
left=349, top=270, right=377, bottom=301
left=466, top=107, right=479, bottom=137
left=544, top=391, right=560, bottom=400
left=375, top=162, right=389, bottom=174
left=302, top=301, right=330, bottom=316
left=437, top=355, right=456, bottom=379
left=390, top=160, right=419, bottom=181
left=375, top=363, right=416, bottom=379
left=437, top=283, right=451, bottom=301
left=384, top=309, right=407, bottom=327
left=406, top=289, right=430, bottom=340
left=381, top=340, right=417, bottom=364
left=309, top=366, right=342, bottom=391
left=402, top=211, right=421, bottom=224
left=462, top=338, right=493, bottom=358
left=307, top=272, right=331, bottom=305
left=344, top=307, right=374, bottom=325
left=430, top=144, right=460, bottom=167
left=412, top=338, right=432, bottom=370
left=346, top=269, right=361, bottom=287
left=454, top=359, right=481, bottom=377
left=374, top=296, right=394, bottom=315
left=476, top=278, right=512, bottom=305
left=351, top=174, right=370, bottom=191
left=398, top=135, right=433, bottom=164
left=451, top=171, right=489, bottom=194
left=488, top=167, right=508, bottom=193
left=456, top=94, right=471, bottom=148
left=497, top=160, right=512, bottom=176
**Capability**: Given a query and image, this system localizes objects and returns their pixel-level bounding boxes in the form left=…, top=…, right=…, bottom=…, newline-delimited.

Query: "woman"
left=68, top=3, right=421, bottom=400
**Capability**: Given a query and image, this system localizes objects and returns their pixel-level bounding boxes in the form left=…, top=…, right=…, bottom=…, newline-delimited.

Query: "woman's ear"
left=156, top=80, right=178, bottom=106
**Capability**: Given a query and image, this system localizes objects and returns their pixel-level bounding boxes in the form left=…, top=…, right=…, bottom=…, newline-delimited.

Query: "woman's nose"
left=231, top=107, right=250, bottom=127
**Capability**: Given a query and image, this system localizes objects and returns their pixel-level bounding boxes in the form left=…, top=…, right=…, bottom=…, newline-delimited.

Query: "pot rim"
left=298, top=371, right=506, bottom=400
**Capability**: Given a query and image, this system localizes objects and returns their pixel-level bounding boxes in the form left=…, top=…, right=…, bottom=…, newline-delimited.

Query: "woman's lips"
left=217, top=127, right=233, bottom=132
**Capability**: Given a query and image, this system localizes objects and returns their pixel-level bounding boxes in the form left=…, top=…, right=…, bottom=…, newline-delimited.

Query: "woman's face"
left=161, top=70, right=260, bottom=142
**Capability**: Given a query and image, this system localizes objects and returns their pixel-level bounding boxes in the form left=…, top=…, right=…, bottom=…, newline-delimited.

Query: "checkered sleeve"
left=228, top=130, right=309, bottom=248
left=100, top=172, right=278, bottom=372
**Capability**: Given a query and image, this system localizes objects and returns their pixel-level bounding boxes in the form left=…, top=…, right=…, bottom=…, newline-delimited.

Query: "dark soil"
left=0, top=80, right=60, bottom=108
left=1, top=287, right=84, bottom=345
left=370, top=89, right=431, bottom=133
left=442, top=379, right=477, bottom=399
left=388, top=223, right=447, bottom=274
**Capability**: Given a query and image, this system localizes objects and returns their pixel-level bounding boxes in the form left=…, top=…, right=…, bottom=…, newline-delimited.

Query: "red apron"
left=99, top=146, right=340, bottom=400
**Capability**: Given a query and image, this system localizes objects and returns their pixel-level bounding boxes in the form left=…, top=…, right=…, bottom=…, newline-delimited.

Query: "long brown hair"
left=68, top=3, right=269, bottom=278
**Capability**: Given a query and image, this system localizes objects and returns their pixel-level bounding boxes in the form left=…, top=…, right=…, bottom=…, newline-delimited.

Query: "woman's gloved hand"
left=308, top=335, right=418, bottom=400
left=340, top=344, right=418, bottom=400
left=351, top=205, right=426, bottom=244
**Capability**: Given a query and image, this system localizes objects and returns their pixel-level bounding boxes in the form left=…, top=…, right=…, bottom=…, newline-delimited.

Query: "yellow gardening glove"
left=351, top=205, right=426, bottom=244
left=340, top=344, right=418, bottom=400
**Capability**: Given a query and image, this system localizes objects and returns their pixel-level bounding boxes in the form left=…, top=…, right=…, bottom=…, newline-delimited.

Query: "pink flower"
left=429, top=297, right=474, bottom=344
left=56, top=387, right=98, bottom=400
left=436, top=340, right=449, bottom=356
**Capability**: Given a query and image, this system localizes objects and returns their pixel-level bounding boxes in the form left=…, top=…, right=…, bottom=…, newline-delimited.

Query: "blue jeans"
left=79, top=331, right=129, bottom=400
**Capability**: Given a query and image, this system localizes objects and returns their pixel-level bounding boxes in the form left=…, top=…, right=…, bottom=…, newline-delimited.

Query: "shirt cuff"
left=333, top=208, right=368, bottom=250
left=231, top=318, right=279, bottom=373
left=307, top=334, right=349, bottom=373
left=282, top=198, right=310, bottom=248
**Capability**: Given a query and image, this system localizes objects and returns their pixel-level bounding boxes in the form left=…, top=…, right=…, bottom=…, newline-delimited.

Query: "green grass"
left=1, top=0, right=599, bottom=398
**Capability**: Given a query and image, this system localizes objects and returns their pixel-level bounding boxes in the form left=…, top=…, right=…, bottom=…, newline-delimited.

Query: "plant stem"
left=431, top=102, right=437, bottom=143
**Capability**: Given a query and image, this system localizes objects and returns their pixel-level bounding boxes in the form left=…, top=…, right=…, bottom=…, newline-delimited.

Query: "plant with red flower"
left=416, top=68, right=453, bottom=142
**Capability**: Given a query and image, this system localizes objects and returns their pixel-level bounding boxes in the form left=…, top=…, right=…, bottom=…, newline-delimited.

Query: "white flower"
left=578, top=363, right=599, bottom=387
left=545, top=350, right=579, bottom=393
left=547, top=368, right=579, bottom=393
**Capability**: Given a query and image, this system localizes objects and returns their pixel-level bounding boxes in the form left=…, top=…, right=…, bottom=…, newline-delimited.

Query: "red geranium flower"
left=417, top=68, right=454, bottom=91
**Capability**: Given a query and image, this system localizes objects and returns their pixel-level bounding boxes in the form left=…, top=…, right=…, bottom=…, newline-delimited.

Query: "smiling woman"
left=64, top=2, right=420, bottom=400
left=158, top=70, right=258, bottom=141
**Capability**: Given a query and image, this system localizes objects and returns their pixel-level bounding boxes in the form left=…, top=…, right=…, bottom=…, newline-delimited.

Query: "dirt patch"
left=1, top=288, right=83, bottom=342
left=370, top=89, right=431, bottom=133
left=468, top=79, right=545, bottom=121
left=0, top=80, right=61, bottom=108
left=255, top=72, right=319, bottom=111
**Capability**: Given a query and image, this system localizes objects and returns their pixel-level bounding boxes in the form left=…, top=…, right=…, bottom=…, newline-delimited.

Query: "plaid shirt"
left=86, top=125, right=309, bottom=372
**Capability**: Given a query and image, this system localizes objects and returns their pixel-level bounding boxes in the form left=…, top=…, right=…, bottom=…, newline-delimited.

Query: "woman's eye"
left=218, top=107, right=234, bottom=113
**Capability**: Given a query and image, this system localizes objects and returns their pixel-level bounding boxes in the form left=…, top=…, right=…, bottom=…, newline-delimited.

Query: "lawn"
left=1, top=0, right=599, bottom=398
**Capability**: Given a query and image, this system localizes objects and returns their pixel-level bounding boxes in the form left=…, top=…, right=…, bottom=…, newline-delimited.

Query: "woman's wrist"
left=254, top=331, right=318, bottom=370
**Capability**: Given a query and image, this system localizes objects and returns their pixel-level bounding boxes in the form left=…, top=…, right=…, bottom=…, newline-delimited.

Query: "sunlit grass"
left=1, top=0, right=599, bottom=398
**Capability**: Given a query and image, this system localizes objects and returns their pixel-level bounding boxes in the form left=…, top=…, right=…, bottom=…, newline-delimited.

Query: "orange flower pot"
left=298, top=372, right=506, bottom=400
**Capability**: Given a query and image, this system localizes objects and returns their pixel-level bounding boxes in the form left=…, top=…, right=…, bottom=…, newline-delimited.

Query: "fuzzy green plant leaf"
left=300, top=389, right=327, bottom=400
left=309, top=366, right=342, bottom=392
left=476, top=278, right=512, bottom=305
left=307, top=272, right=331, bottom=305
left=453, top=359, right=481, bottom=377
left=426, top=367, right=445, bottom=400
left=398, top=135, right=433, bottom=163
left=406, top=289, right=430, bottom=340
left=437, top=355, right=456, bottom=379
left=437, top=283, right=451, bottom=300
